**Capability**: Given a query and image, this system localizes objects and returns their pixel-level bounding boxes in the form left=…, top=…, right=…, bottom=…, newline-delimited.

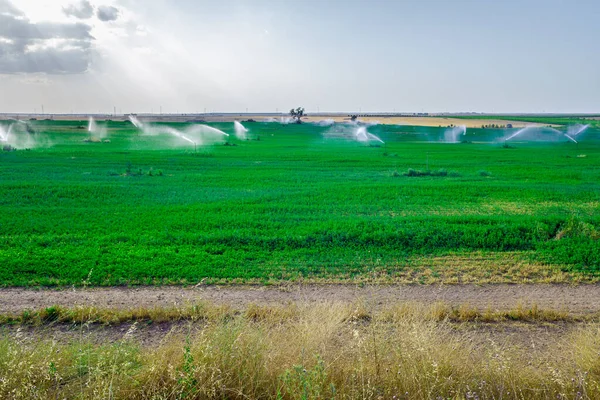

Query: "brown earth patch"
left=2, top=284, right=600, bottom=315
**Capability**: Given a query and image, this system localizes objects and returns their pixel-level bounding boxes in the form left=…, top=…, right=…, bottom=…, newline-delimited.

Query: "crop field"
left=453, top=114, right=600, bottom=128
left=0, top=120, right=599, bottom=286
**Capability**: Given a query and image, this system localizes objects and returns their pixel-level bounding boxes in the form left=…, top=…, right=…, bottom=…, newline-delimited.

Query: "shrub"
left=479, top=170, right=492, bottom=177
left=41, top=306, right=61, bottom=322
left=403, top=168, right=452, bottom=177
left=555, top=217, right=599, bottom=240
left=405, top=168, right=418, bottom=177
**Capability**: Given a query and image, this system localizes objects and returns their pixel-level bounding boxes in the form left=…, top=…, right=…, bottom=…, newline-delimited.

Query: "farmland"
left=453, top=114, right=600, bottom=128
left=0, top=119, right=598, bottom=286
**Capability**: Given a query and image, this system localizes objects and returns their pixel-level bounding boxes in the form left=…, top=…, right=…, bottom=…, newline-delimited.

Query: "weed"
left=0, top=302, right=599, bottom=399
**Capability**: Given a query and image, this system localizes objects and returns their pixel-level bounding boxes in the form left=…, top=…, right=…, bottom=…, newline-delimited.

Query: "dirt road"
left=2, top=284, right=600, bottom=314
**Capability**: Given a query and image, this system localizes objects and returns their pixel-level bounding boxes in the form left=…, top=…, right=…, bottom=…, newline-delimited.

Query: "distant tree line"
left=289, top=107, right=305, bottom=124
left=481, top=124, right=512, bottom=129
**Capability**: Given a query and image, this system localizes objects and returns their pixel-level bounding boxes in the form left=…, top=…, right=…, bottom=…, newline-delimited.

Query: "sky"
left=0, top=0, right=599, bottom=114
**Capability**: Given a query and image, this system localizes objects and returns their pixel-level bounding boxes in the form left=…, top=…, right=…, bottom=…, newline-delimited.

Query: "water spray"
left=505, top=126, right=572, bottom=142
left=505, top=126, right=532, bottom=141
left=564, top=134, right=578, bottom=144
left=0, top=124, right=12, bottom=143
left=354, top=126, right=384, bottom=144
left=568, top=124, right=589, bottom=137
left=88, top=116, right=95, bottom=140
left=193, top=125, right=229, bottom=138
left=0, top=121, right=42, bottom=148
left=128, top=115, right=144, bottom=130
left=165, top=127, right=195, bottom=145
left=234, top=121, right=248, bottom=140
left=317, top=119, right=335, bottom=127
left=443, top=125, right=467, bottom=143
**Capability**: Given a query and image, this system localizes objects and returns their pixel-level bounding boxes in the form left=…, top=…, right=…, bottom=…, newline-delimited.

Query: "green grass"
left=0, top=120, right=599, bottom=286
left=452, top=114, right=600, bottom=127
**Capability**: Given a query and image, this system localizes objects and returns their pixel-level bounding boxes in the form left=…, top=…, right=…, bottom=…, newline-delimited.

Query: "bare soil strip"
left=2, top=284, right=600, bottom=315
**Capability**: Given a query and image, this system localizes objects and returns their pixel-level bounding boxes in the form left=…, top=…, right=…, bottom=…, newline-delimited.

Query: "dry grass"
left=211, top=252, right=597, bottom=285
left=1, top=302, right=600, bottom=399
left=0, top=303, right=235, bottom=326
left=0, top=301, right=587, bottom=326
left=351, top=252, right=594, bottom=285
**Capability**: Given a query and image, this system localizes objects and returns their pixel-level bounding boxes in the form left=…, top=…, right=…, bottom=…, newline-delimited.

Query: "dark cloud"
left=0, top=42, right=91, bottom=74
left=0, top=15, right=93, bottom=41
left=96, top=5, right=119, bottom=22
left=0, top=1, right=94, bottom=74
left=63, top=0, right=94, bottom=19
left=0, top=0, right=23, bottom=17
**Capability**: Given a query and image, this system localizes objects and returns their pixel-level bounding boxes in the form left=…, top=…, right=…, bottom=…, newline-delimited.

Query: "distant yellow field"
left=300, top=116, right=543, bottom=128
left=1, top=114, right=548, bottom=128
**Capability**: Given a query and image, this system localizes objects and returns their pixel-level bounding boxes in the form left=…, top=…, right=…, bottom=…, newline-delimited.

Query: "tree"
left=289, top=107, right=305, bottom=124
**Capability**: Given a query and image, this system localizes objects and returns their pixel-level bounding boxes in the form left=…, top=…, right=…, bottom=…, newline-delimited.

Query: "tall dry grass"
left=0, top=302, right=599, bottom=399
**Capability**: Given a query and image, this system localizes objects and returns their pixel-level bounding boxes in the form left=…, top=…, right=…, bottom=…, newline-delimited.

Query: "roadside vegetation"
left=1, top=301, right=600, bottom=399
left=0, top=301, right=584, bottom=326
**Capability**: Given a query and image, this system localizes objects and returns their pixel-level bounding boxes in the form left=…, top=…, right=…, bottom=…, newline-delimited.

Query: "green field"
left=453, top=114, right=600, bottom=127
left=0, top=120, right=598, bottom=286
